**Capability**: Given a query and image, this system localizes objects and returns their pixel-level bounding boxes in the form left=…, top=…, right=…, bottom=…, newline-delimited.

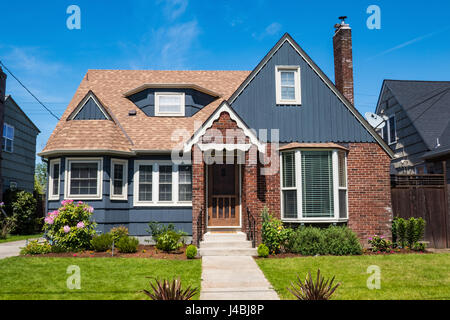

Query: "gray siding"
left=127, top=88, right=217, bottom=117
left=378, top=87, right=429, bottom=173
left=46, top=155, right=193, bottom=236
left=2, top=98, right=39, bottom=192
left=73, top=97, right=107, bottom=120
left=231, top=41, right=375, bottom=143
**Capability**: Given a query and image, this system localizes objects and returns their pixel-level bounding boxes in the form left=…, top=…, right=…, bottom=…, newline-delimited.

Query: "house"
left=0, top=68, right=40, bottom=195
left=39, top=19, right=394, bottom=246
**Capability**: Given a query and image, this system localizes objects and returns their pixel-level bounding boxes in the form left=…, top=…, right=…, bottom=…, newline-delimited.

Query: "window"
left=65, top=158, right=102, bottom=199
left=134, top=160, right=192, bottom=206
left=155, top=92, right=185, bottom=116
left=275, top=66, right=301, bottom=105
left=178, top=165, right=192, bottom=202
left=280, top=149, right=348, bottom=221
left=49, top=159, right=61, bottom=200
left=110, top=159, right=128, bottom=200
left=382, top=115, right=397, bottom=145
left=2, top=123, right=14, bottom=153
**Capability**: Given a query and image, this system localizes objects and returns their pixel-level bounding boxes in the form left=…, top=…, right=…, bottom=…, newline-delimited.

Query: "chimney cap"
left=338, top=16, right=348, bottom=23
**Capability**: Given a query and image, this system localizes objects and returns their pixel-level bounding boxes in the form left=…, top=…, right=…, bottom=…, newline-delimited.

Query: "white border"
left=110, top=159, right=128, bottom=200
left=133, top=160, right=192, bottom=207
left=48, top=158, right=61, bottom=200
left=64, top=157, right=103, bottom=200
left=155, top=92, right=185, bottom=117
left=275, top=65, right=301, bottom=105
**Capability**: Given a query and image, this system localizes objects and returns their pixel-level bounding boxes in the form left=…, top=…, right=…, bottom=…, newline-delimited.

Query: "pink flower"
left=368, top=237, right=373, bottom=241
left=44, top=216, right=54, bottom=225
left=73, top=254, right=77, bottom=257
left=63, top=225, right=71, bottom=233
left=61, top=199, right=74, bottom=206
left=76, top=221, right=85, bottom=229
left=49, top=210, right=59, bottom=217
left=77, top=201, right=83, bottom=205
left=86, top=206, right=94, bottom=213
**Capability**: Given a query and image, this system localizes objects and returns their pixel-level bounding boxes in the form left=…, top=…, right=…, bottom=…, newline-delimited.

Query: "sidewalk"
left=200, top=256, right=279, bottom=300
left=0, top=240, right=27, bottom=259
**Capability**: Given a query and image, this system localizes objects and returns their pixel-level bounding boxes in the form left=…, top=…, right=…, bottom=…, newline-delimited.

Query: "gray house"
left=1, top=95, right=40, bottom=193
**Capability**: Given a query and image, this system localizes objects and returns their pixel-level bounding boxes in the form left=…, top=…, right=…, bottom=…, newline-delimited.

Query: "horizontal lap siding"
left=47, top=155, right=193, bottom=236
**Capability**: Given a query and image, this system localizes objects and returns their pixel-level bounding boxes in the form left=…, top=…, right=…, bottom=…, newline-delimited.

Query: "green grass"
left=256, top=253, right=450, bottom=300
left=0, top=257, right=202, bottom=300
left=0, top=234, right=42, bottom=244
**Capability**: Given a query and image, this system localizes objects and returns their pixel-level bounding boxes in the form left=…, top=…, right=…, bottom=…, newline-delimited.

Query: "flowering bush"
left=368, top=235, right=393, bottom=253
left=20, top=240, right=52, bottom=255
left=261, top=207, right=292, bottom=254
left=43, top=200, right=96, bottom=251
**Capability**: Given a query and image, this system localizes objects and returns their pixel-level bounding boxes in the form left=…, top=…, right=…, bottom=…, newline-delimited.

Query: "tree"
left=35, top=162, right=47, bottom=194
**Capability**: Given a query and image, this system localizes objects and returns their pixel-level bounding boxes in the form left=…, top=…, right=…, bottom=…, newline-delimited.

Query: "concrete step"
left=199, top=239, right=253, bottom=249
left=202, top=232, right=247, bottom=242
left=199, top=247, right=257, bottom=256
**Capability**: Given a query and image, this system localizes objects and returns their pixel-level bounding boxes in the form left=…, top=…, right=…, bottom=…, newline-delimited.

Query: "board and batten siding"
left=73, top=97, right=107, bottom=120
left=231, top=41, right=375, bottom=143
left=47, top=155, right=193, bottom=236
left=378, top=87, right=429, bottom=173
left=2, top=97, right=39, bottom=192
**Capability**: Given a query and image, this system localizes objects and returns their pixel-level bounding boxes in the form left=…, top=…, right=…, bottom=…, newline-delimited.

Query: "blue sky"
left=1, top=0, right=449, bottom=163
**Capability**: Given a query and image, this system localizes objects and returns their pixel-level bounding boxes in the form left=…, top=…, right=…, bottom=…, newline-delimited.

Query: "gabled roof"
left=4, top=95, right=40, bottom=133
left=377, top=80, right=450, bottom=153
left=39, top=70, right=250, bottom=156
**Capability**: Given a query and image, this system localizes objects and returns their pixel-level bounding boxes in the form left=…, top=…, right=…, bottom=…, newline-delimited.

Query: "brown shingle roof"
left=40, top=70, right=250, bottom=156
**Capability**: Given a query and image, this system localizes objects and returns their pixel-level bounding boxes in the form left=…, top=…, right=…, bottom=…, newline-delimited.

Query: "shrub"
left=186, top=245, right=197, bottom=259
left=261, top=207, right=292, bottom=254
left=110, top=226, right=129, bottom=243
left=91, top=233, right=113, bottom=252
left=20, top=240, right=51, bottom=255
left=43, top=200, right=97, bottom=251
left=7, top=191, right=38, bottom=235
left=142, top=277, right=198, bottom=300
left=147, top=221, right=176, bottom=240
left=156, top=231, right=184, bottom=252
left=322, top=226, right=362, bottom=255
left=287, top=269, right=340, bottom=300
left=116, top=236, right=139, bottom=253
left=411, top=241, right=426, bottom=252
left=406, top=217, right=425, bottom=247
left=394, top=217, right=407, bottom=247
left=287, top=226, right=326, bottom=255
left=368, top=235, right=393, bottom=252
left=257, top=244, right=269, bottom=258
left=50, top=244, right=68, bottom=253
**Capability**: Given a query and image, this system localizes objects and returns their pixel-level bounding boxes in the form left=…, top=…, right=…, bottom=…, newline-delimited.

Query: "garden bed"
left=21, top=244, right=195, bottom=260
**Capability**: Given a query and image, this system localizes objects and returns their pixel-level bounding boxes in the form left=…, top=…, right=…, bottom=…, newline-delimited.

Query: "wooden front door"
left=208, top=164, right=240, bottom=227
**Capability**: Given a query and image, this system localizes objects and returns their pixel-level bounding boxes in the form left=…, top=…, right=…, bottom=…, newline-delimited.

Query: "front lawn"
left=0, top=257, right=202, bottom=300
left=0, top=234, right=42, bottom=244
left=256, top=253, right=450, bottom=300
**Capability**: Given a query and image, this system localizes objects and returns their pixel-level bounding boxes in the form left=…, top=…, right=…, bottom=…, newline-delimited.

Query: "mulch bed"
left=23, top=245, right=195, bottom=260
left=256, top=248, right=431, bottom=259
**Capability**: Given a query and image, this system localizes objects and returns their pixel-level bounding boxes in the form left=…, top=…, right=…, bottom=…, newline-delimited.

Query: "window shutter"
left=301, top=151, right=334, bottom=218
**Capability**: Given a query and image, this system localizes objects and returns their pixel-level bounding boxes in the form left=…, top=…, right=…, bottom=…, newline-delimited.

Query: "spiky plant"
left=142, top=277, right=198, bottom=300
left=287, top=269, right=340, bottom=300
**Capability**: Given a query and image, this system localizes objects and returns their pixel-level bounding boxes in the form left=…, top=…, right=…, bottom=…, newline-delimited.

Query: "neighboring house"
left=1, top=95, right=40, bottom=193
left=375, top=80, right=450, bottom=175
left=39, top=20, right=394, bottom=245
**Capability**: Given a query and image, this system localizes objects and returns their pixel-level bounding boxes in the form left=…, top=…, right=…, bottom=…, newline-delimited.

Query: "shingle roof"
left=40, top=70, right=250, bottom=155
left=384, top=80, right=450, bottom=151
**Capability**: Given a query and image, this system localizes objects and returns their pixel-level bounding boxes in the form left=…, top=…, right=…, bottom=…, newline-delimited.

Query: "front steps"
left=199, top=232, right=257, bottom=256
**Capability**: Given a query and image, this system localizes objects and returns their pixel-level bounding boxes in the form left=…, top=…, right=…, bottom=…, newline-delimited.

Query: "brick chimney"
left=0, top=66, right=6, bottom=200
left=333, top=16, right=354, bottom=105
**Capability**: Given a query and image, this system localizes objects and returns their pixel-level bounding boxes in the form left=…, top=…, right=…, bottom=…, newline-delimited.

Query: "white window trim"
left=275, top=65, right=301, bottom=105
left=154, top=92, right=185, bottom=117
left=3, top=123, right=14, bottom=153
left=64, top=157, right=103, bottom=200
left=338, top=152, right=349, bottom=219
left=110, top=159, right=128, bottom=200
left=387, top=115, right=397, bottom=145
left=133, top=160, right=192, bottom=207
left=280, top=149, right=348, bottom=223
left=48, top=159, right=61, bottom=201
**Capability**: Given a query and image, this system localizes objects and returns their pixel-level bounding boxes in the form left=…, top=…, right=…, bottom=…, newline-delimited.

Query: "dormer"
left=68, top=91, right=112, bottom=120
left=124, top=84, right=220, bottom=117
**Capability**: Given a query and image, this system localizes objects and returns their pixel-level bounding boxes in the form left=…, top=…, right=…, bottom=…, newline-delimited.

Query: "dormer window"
left=275, top=66, right=301, bottom=105
left=155, top=92, right=185, bottom=116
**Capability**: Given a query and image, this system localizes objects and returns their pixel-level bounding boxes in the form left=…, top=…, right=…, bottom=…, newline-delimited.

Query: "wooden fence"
left=391, top=173, right=449, bottom=248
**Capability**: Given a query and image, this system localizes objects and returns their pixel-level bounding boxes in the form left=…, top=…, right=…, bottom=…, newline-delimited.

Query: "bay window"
left=110, top=159, right=128, bottom=200
left=134, top=160, right=192, bottom=206
left=65, top=158, right=103, bottom=200
left=48, top=159, right=61, bottom=200
left=281, top=149, right=348, bottom=221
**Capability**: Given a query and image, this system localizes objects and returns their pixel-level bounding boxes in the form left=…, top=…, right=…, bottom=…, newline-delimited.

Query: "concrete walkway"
left=200, top=256, right=279, bottom=300
left=0, top=240, right=27, bottom=259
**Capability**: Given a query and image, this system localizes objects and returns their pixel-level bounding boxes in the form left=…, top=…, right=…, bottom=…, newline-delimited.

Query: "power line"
left=0, top=61, right=60, bottom=121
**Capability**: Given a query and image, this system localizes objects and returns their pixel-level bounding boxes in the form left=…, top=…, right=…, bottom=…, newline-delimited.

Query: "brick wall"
left=333, top=24, right=354, bottom=105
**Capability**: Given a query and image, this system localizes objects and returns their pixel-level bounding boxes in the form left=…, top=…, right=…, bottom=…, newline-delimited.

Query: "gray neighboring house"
left=375, top=80, right=450, bottom=175
left=1, top=95, right=40, bottom=193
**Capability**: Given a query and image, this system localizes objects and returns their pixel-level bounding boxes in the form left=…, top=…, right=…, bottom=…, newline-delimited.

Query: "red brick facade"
left=191, top=111, right=392, bottom=246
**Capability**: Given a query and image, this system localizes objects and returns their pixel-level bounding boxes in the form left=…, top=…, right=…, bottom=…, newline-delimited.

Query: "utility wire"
left=0, top=60, right=60, bottom=121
